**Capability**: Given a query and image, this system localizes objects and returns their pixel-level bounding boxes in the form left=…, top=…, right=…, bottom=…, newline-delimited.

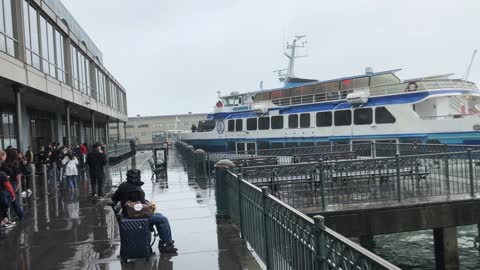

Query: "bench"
left=232, top=156, right=278, bottom=168
left=292, top=151, right=358, bottom=163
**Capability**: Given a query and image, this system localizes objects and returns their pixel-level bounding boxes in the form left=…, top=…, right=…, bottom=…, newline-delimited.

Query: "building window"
left=354, top=108, right=373, bottom=125
left=24, top=1, right=40, bottom=69
left=334, top=110, right=351, bottom=126
left=0, top=0, right=16, bottom=57
left=288, top=114, right=298, bottom=129
left=246, top=118, right=257, bottom=131
left=271, top=116, right=283, bottom=129
left=0, top=112, right=17, bottom=149
left=375, top=107, right=396, bottom=124
left=258, top=117, right=270, bottom=130
left=95, top=68, right=107, bottom=104
left=71, top=45, right=90, bottom=95
left=300, top=113, right=310, bottom=128
left=316, top=112, right=332, bottom=127
left=235, top=119, right=243, bottom=131
left=228, top=120, right=234, bottom=132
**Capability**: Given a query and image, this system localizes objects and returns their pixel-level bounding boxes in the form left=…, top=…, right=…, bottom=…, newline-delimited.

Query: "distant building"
left=111, top=113, right=207, bottom=144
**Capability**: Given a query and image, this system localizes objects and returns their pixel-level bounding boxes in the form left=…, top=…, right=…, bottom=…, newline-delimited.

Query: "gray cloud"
left=61, top=0, right=480, bottom=116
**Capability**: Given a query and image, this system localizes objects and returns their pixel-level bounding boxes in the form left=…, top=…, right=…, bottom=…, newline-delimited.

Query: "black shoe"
left=160, top=244, right=178, bottom=253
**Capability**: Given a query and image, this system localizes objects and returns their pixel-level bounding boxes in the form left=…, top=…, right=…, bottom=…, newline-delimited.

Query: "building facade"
left=0, top=0, right=128, bottom=152
left=115, top=114, right=207, bottom=145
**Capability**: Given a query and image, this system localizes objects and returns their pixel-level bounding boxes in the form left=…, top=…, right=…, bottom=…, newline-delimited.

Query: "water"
left=374, top=225, right=480, bottom=269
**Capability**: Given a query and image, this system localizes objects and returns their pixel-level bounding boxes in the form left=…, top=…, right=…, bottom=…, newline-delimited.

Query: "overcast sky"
left=61, top=0, right=480, bottom=117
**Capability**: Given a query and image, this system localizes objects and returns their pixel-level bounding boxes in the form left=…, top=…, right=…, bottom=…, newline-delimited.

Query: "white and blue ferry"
left=182, top=37, right=480, bottom=152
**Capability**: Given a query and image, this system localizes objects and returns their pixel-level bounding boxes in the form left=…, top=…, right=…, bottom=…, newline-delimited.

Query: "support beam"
left=14, top=87, right=23, bottom=152
left=116, top=119, right=120, bottom=143
left=91, top=111, right=95, bottom=143
left=433, top=227, right=459, bottom=270
left=65, top=103, right=71, bottom=147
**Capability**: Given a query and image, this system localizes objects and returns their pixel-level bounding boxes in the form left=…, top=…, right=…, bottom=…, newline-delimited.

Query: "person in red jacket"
left=79, top=143, right=87, bottom=169
left=0, top=171, right=15, bottom=228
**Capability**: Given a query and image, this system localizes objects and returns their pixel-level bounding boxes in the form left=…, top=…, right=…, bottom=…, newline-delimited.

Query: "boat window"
left=314, top=83, right=327, bottom=93
left=288, top=114, right=298, bottom=129
left=197, top=120, right=216, bottom=132
left=235, top=119, right=243, bottom=131
left=271, top=116, right=284, bottom=129
left=228, top=120, right=235, bottom=132
left=271, top=90, right=281, bottom=99
left=370, top=74, right=400, bottom=86
left=354, top=108, right=373, bottom=125
left=316, top=112, right=332, bottom=127
left=326, top=81, right=339, bottom=92
left=340, top=79, right=354, bottom=90
left=258, top=142, right=270, bottom=150
left=259, top=117, right=270, bottom=130
left=375, top=107, right=396, bottom=124
left=354, top=77, right=369, bottom=88
left=300, top=113, right=310, bottom=128
left=246, top=118, right=257, bottom=130
left=334, top=110, right=352, bottom=126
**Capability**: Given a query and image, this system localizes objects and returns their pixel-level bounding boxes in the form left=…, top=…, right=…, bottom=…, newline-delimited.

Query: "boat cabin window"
left=375, top=107, right=396, bottom=124
left=370, top=74, right=400, bottom=86
left=326, top=81, right=339, bottom=92
left=316, top=112, right=332, bottom=127
left=354, top=108, right=373, bottom=125
left=197, top=120, right=216, bottom=132
left=228, top=120, right=235, bottom=132
left=259, top=117, right=270, bottom=130
left=247, top=118, right=257, bottom=131
left=300, top=113, right=310, bottom=128
left=288, top=114, right=298, bottom=129
left=235, top=119, right=243, bottom=131
left=223, top=96, right=244, bottom=107
left=354, top=77, right=369, bottom=88
left=340, top=79, right=354, bottom=90
left=271, top=116, right=284, bottom=129
left=334, top=110, right=352, bottom=126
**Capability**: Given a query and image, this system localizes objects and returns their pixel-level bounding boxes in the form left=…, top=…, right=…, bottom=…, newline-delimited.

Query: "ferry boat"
left=182, top=36, right=480, bottom=152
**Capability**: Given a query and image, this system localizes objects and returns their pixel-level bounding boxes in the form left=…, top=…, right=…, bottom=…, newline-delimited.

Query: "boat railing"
left=266, top=79, right=477, bottom=107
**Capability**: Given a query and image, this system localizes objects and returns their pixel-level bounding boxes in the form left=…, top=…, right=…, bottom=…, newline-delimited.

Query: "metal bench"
left=292, top=151, right=358, bottom=163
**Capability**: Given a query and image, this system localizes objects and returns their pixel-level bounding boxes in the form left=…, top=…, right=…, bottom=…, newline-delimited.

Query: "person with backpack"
left=0, top=171, right=15, bottom=228
left=62, top=150, right=79, bottom=190
left=111, top=169, right=177, bottom=253
left=86, top=143, right=107, bottom=198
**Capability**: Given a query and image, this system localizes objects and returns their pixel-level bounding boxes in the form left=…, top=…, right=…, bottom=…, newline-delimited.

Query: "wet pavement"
left=0, top=150, right=261, bottom=270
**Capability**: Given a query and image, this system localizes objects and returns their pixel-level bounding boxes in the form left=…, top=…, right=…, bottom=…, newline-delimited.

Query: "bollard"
left=194, top=149, right=207, bottom=181
left=214, top=159, right=234, bottom=222
left=261, top=187, right=272, bottom=270
left=314, top=215, right=326, bottom=270
left=42, top=164, right=48, bottom=195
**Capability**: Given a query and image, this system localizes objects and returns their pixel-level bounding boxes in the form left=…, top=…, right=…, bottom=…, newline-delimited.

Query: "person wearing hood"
left=111, top=169, right=177, bottom=253
left=86, top=143, right=107, bottom=197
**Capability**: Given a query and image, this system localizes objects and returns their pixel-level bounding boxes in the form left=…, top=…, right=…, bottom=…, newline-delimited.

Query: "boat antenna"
left=273, top=35, right=307, bottom=82
left=463, top=49, right=477, bottom=81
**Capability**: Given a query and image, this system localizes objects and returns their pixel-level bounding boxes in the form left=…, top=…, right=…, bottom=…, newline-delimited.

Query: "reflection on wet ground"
left=0, top=150, right=261, bottom=270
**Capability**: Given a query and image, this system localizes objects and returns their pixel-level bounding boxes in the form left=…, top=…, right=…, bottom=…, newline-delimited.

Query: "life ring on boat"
left=406, top=82, right=418, bottom=92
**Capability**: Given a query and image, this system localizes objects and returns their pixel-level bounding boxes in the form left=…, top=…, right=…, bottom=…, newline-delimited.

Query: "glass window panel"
left=246, top=118, right=257, bottom=131
left=258, top=117, right=269, bottom=130
left=317, top=112, right=332, bottom=127
left=3, top=0, right=13, bottom=37
left=271, top=116, right=283, bottom=129
left=340, top=79, right=353, bottom=90
left=300, top=113, right=310, bottom=128
left=326, top=81, right=339, bottom=91
left=235, top=119, right=243, bottom=131
left=227, top=120, right=234, bottom=132
left=29, top=6, right=39, bottom=54
left=354, top=108, right=373, bottom=125
left=375, top=107, right=396, bottom=124
left=23, top=1, right=30, bottom=50
left=370, top=74, right=400, bottom=86
left=0, top=36, right=5, bottom=52
left=0, top=1, right=5, bottom=34
left=334, top=110, right=352, bottom=126
left=354, top=77, right=369, bottom=88
left=288, top=114, right=298, bottom=129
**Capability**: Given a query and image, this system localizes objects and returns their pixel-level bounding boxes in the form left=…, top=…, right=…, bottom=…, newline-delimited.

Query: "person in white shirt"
left=62, top=150, right=79, bottom=190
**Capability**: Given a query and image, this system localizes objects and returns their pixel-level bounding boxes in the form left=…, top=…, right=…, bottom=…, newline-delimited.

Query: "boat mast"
left=285, top=35, right=306, bottom=79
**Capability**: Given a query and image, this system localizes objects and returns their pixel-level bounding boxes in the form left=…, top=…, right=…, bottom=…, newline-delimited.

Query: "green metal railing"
left=220, top=170, right=400, bottom=270
left=107, top=142, right=132, bottom=158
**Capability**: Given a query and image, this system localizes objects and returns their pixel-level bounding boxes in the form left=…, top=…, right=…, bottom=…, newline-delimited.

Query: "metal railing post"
left=17, top=177, right=23, bottom=206
left=395, top=155, right=402, bottom=202
left=371, top=141, right=376, bottom=159
left=53, top=163, right=58, bottom=186
left=30, top=168, right=37, bottom=199
left=319, top=162, right=326, bottom=209
left=314, top=215, right=327, bottom=270
left=42, top=164, right=48, bottom=195
left=444, top=155, right=450, bottom=195
left=237, top=173, right=244, bottom=239
left=261, top=187, right=272, bottom=269
left=468, top=149, right=475, bottom=197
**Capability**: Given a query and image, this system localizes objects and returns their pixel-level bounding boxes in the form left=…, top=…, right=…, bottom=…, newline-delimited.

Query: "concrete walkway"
left=0, top=150, right=261, bottom=270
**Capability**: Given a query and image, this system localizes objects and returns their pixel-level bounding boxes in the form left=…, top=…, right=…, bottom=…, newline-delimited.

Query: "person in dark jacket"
left=86, top=143, right=107, bottom=197
left=111, top=169, right=177, bottom=253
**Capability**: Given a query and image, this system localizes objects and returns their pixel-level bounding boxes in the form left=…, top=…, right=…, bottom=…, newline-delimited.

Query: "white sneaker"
left=21, top=191, right=27, bottom=198
left=27, top=189, right=32, bottom=197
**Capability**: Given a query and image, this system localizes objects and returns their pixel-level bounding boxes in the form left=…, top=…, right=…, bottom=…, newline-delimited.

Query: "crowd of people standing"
left=0, top=142, right=107, bottom=228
